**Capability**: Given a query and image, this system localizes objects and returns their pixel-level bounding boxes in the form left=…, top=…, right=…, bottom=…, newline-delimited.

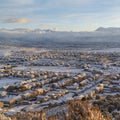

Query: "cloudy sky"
left=0, top=0, right=120, bottom=31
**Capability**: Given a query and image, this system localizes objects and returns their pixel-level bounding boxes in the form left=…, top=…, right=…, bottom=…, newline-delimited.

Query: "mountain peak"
left=96, top=27, right=120, bottom=32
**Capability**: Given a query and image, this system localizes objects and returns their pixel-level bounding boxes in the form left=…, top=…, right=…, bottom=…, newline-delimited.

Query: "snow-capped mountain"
left=96, top=27, right=120, bottom=32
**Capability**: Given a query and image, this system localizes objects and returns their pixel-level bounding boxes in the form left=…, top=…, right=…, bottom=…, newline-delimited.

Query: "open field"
left=0, top=46, right=120, bottom=120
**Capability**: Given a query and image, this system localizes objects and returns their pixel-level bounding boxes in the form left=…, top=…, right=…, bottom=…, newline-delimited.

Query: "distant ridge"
left=0, top=28, right=54, bottom=34
left=96, top=27, right=120, bottom=32
left=0, top=27, right=120, bottom=48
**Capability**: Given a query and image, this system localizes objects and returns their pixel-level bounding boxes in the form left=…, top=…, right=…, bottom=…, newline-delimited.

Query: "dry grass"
left=67, top=99, right=111, bottom=120
left=93, top=95, right=120, bottom=120
left=1, top=99, right=111, bottom=120
left=0, top=114, right=12, bottom=120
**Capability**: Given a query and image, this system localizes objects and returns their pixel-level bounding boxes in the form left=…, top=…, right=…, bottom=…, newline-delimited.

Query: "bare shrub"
left=67, top=99, right=111, bottom=120
left=0, top=114, right=12, bottom=120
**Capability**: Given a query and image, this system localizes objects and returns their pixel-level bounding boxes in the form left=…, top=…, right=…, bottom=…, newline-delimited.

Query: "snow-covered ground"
left=13, top=66, right=82, bottom=73
left=0, top=50, right=12, bottom=56
left=0, top=46, right=119, bottom=118
left=89, top=48, right=120, bottom=53
left=0, top=78, right=22, bottom=88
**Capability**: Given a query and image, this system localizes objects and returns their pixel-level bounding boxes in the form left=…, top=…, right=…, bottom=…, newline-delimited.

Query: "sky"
left=0, top=0, right=120, bottom=31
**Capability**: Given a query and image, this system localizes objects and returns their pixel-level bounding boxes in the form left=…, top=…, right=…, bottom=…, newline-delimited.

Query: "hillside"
left=96, top=27, right=120, bottom=32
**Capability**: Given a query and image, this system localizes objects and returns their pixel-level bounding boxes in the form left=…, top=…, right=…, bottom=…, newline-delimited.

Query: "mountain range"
left=0, top=27, right=120, bottom=48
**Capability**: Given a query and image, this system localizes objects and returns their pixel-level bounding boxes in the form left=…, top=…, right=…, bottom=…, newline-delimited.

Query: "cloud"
left=41, top=24, right=49, bottom=28
left=111, top=17, right=120, bottom=21
left=3, top=18, right=30, bottom=24
left=90, top=23, right=99, bottom=27
left=1, top=0, right=120, bottom=31
left=38, top=0, right=94, bottom=9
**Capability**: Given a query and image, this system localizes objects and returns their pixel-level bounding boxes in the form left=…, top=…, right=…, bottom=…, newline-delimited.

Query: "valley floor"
left=0, top=46, right=120, bottom=120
